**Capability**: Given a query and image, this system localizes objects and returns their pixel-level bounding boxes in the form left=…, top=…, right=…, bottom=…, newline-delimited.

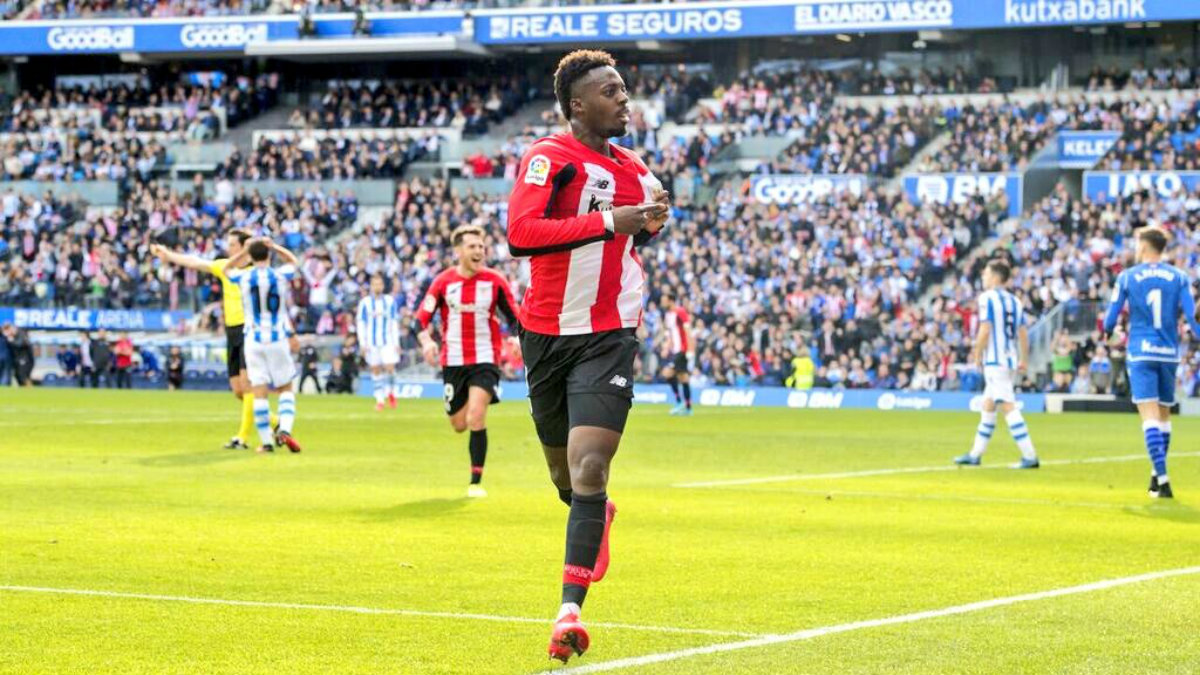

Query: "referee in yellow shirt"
left=152, top=229, right=271, bottom=449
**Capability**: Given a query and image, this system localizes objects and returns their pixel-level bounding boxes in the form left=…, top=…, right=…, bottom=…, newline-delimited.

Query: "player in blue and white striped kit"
left=1103, top=226, right=1200, bottom=499
left=955, top=259, right=1040, bottom=469
left=356, top=274, right=401, bottom=411
left=222, top=238, right=303, bottom=455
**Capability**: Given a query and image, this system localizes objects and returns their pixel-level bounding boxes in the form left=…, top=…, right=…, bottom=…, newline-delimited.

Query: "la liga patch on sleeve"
left=525, top=155, right=551, bottom=186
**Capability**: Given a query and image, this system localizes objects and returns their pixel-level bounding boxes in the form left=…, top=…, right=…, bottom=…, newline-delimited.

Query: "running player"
left=415, top=224, right=520, bottom=499
left=151, top=230, right=273, bottom=450
left=507, top=49, right=669, bottom=663
left=955, top=259, right=1040, bottom=469
left=356, top=274, right=401, bottom=412
left=221, top=238, right=303, bottom=455
left=660, top=293, right=693, bottom=416
left=1102, top=226, right=1200, bottom=498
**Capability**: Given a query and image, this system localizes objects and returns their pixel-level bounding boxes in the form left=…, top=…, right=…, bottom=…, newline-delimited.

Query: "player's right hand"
left=421, top=342, right=439, bottom=366
left=611, top=204, right=669, bottom=236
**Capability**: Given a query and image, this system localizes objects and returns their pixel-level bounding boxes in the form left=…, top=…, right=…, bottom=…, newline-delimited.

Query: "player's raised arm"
left=151, top=244, right=217, bottom=274
left=221, top=244, right=253, bottom=276
left=269, top=241, right=301, bottom=268
left=1103, top=272, right=1129, bottom=334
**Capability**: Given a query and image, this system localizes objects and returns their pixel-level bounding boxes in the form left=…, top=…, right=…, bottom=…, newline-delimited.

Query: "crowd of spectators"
left=1, top=133, right=167, bottom=183
left=1084, top=60, right=1197, bottom=92
left=286, top=77, right=532, bottom=136
left=0, top=75, right=281, bottom=183
left=761, top=103, right=933, bottom=178
left=217, top=132, right=439, bottom=181
left=836, top=65, right=1002, bottom=96
left=914, top=97, right=1139, bottom=173
left=1096, top=96, right=1200, bottom=172
left=23, top=0, right=267, bottom=18
left=931, top=180, right=1200, bottom=396
left=3, top=74, right=280, bottom=136
left=0, top=178, right=360, bottom=312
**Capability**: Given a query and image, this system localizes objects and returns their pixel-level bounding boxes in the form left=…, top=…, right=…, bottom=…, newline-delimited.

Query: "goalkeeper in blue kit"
left=1103, top=226, right=1200, bottom=499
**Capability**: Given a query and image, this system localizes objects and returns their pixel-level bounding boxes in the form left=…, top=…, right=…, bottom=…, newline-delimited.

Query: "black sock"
left=469, top=429, right=487, bottom=485
left=562, top=491, right=607, bottom=607
left=557, top=487, right=573, bottom=506
left=682, top=382, right=692, bottom=409
left=668, top=378, right=680, bottom=403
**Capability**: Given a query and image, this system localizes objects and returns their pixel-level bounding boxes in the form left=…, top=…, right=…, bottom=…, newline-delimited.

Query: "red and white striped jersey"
left=665, top=305, right=690, bottom=354
left=507, top=131, right=663, bottom=336
left=416, top=267, right=519, bottom=367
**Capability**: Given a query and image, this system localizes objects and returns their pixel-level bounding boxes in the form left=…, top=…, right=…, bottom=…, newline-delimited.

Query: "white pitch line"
left=724, top=486, right=1131, bottom=511
left=0, top=585, right=761, bottom=639
left=552, top=566, right=1200, bottom=675
left=674, top=451, right=1200, bottom=488
left=0, top=412, right=424, bottom=427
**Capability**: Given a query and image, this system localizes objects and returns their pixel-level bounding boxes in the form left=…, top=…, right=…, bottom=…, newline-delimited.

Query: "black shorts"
left=225, top=326, right=247, bottom=379
left=520, top=328, right=638, bottom=447
left=670, top=352, right=689, bottom=373
left=443, top=364, right=502, bottom=416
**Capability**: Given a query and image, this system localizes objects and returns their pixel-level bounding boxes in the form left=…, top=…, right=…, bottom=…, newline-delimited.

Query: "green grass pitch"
left=1, top=388, right=1197, bottom=675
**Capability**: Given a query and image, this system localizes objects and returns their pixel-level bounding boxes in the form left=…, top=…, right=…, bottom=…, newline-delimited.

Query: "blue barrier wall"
left=358, top=379, right=1047, bottom=413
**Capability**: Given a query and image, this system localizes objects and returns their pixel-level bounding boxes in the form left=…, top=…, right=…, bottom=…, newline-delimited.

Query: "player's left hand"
left=1017, top=361, right=1027, bottom=374
left=644, top=188, right=670, bottom=234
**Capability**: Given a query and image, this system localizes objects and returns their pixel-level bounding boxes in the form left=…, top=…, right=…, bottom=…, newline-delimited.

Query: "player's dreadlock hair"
left=554, top=49, right=617, bottom=122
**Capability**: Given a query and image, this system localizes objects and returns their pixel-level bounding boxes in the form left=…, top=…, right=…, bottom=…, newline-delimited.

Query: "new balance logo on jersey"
left=595, top=179, right=610, bottom=190
left=608, top=375, right=628, bottom=388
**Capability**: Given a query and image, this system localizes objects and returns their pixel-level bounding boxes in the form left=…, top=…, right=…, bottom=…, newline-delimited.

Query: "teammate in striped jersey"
left=416, top=225, right=520, bottom=499
left=1102, top=226, right=1200, bottom=498
left=222, top=238, right=303, bottom=455
left=660, top=293, right=693, bottom=416
left=356, top=275, right=401, bottom=412
left=955, top=259, right=1040, bottom=469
